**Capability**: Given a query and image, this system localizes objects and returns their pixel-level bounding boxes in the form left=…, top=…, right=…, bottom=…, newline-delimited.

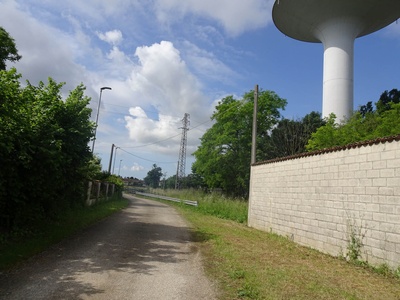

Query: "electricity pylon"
left=175, top=113, right=190, bottom=189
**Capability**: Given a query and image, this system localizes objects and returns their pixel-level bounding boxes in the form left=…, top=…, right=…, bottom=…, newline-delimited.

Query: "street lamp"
left=118, top=159, right=123, bottom=176
left=92, top=86, right=112, bottom=153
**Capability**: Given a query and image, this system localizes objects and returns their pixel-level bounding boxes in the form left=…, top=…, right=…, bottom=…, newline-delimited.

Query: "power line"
left=118, top=147, right=176, bottom=164
left=122, top=132, right=182, bottom=148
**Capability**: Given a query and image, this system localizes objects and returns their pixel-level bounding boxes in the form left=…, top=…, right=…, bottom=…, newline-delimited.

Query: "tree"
left=0, top=27, right=22, bottom=70
left=306, top=102, right=400, bottom=151
left=267, top=111, right=325, bottom=158
left=193, top=89, right=286, bottom=197
left=376, top=89, right=400, bottom=115
left=359, top=101, right=374, bottom=118
left=0, top=68, right=94, bottom=231
left=144, top=164, right=163, bottom=188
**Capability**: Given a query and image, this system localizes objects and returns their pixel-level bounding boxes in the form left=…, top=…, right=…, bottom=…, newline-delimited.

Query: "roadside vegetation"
left=0, top=27, right=125, bottom=264
left=146, top=188, right=248, bottom=223
left=0, top=196, right=128, bottom=270
left=139, top=189, right=400, bottom=300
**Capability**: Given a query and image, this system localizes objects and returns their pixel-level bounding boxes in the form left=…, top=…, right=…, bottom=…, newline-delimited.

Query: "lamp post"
left=118, top=159, right=123, bottom=176
left=92, top=86, right=112, bottom=153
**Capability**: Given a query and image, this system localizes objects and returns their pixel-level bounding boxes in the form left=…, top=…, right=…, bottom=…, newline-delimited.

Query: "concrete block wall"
left=248, top=137, right=400, bottom=269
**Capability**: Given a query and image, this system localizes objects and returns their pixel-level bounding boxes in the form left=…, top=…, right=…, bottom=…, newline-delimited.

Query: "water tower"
left=273, top=0, right=400, bottom=120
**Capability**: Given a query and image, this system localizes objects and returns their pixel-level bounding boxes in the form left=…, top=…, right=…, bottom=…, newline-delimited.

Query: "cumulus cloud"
left=0, top=0, right=236, bottom=177
left=128, top=41, right=208, bottom=117
left=124, top=107, right=181, bottom=154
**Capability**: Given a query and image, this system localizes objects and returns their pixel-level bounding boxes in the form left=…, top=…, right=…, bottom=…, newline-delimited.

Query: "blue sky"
left=1, top=0, right=399, bottom=179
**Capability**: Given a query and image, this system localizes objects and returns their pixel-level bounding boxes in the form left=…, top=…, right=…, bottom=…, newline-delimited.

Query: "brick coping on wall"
left=253, top=134, right=400, bottom=166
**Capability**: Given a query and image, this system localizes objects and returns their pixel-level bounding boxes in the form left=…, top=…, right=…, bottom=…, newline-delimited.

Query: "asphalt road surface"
left=0, top=194, right=217, bottom=299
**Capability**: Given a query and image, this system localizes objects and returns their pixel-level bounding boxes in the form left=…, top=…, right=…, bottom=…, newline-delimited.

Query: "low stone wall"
left=248, top=136, right=400, bottom=269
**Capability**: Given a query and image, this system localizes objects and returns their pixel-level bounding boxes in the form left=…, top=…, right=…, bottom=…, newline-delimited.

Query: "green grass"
left=180, top=208, right=400, bottom=300
left=140, top=189, right=400, bottom=300
left=147, top=188, right=248, bottom=223
left=0, top=196, right=129, bottom=270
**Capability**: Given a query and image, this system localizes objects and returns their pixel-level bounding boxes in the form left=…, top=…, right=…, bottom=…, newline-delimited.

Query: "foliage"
left=376, top=89, right=400, bottom=115
left=105, top=174, right=124, bottom=191
left=306, top=91, right=400, bottom=151
left=0, top=68, right=94, bottom=232
left=164, top=173, right=206, bottom=190
left=144, top=188, right=248, bottom=223
left=0, top=27, right=22, bottom=70
left=144, top=164, right=163, bottom=188
left=86, top=155, right=102, bottom=180
left=193, top=89, right=286, bottom=197
left=267, top=111, right=325, bottom=158
left=345, top=217, right=367, bottom=262
left=164, top=175, right=177, bottom=189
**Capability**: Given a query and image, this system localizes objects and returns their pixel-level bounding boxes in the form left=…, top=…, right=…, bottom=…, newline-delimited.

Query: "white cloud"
left=153, top=0, right=274, bottom=36
left=97, top=30, right=123, bottom=46
left=125, top=107, right=181, bottom=154
left=128, top=41, right=208, bottom=116
left=131, top=163, right=145, bottom=172
left=181, top=40, right=239, bottom=85
left=0, top=0, right=240, bottom=177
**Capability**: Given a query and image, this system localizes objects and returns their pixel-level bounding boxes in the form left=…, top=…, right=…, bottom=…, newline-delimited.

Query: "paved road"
left=0, top=194, right=217, bottom=299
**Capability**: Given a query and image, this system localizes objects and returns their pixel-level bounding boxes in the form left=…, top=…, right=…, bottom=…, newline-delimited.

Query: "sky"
left=1, top=0, right=399, bottom=180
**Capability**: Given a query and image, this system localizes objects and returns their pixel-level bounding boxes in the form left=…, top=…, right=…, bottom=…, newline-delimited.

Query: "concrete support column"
left=314, top=19, right=361, bottom=120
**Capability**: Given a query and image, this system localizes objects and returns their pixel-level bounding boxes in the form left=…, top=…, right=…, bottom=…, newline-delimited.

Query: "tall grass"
left=147, top=188, right=248, bottom=223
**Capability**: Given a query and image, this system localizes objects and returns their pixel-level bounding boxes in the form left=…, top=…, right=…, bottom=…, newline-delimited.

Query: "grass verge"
left=179, top=208, right=400, bottom=300
left=0, top=197, right=129, bottom=270
left=146, top=188, right=248, bottom=223
left=141, top=191, right=400, bottom=300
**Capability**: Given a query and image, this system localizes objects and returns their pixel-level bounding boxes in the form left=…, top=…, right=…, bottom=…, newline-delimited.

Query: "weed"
left=345, top=216, right=367, bottom=262
left=237, top=282, right=259, bottom=299
left=395, top=267, right=400, bottom=279
left=375, top=263, right=391, bottom=276
left=230, top=269, right=246, bottom=279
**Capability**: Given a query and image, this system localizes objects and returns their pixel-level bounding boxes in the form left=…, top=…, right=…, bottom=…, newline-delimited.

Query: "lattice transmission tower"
left=175, top=113, right=190, bottom=189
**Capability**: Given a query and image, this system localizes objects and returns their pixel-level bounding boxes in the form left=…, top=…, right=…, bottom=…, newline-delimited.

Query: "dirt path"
left=0, top=195, right=217, bottom=299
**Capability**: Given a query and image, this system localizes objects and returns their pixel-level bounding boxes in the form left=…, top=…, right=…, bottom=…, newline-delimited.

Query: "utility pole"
left=175, top=113, right=190, bottom=189
left=251, top=84, right=258, bottom=165
left=92, top=87, right=111, bottom=153
left=108, top=144, right=115, bottom=173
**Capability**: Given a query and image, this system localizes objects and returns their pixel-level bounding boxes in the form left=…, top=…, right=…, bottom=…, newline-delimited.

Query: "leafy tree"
left=359, top=101, right=374, bottom=118
left=376, top=89, right=400, bottom=115
left=193, top=89, right=286, bottom=197
left=144, top=164, right=163, bottom=188
left=268, top=111, right=325, bottom=158
left=164, top=175, right=177, bottom=189
left=0, top=27, right=22, bottom=70
left=306, top=102, right=400, bottom=151
left=184, top=173, right=206, bottom=189
left=305, top=114, right=342, bottom=151
left=0, top=68, right=94, bottom=231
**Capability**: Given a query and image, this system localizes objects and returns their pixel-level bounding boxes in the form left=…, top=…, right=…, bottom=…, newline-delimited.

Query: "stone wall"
left=248, top=136, right=400, bottom=269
